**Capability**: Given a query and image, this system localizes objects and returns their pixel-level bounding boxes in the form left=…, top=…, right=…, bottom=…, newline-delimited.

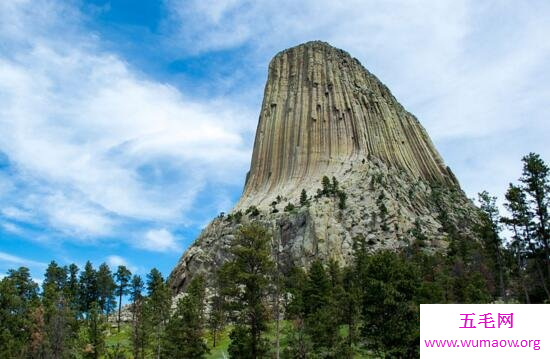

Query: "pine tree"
left=42, top=261, right=76, bottom=358
left=341, top=266, right=361, bottom=355
left=503, top=184, right=535, bottom=302
left=79, top=261, right=98, bottom=314
left=283, top=267, right=311, bottom=359
left=162, top=276, right=209, bottom=358
left=520, top=153, right=550, bottom=278
left=220, top=223, right=274, bottom=359
left=321, top=176, right=331, bottom=196
left=42, top=261, right=67, bottom=315
left=129, top=275, right=146, bottom=359
left=146, top=268, right=171, bottom=359
left=503, top=183, right=550, bottom=301
left=303, top=260, right=340, bottom=356
left=45, top=296, right=75, bottom=359
left=331, top=176, right=339, bottom=192
left=357, top=251, right=420, bottom=358
left=43, top=261, right=68, bottom=294
left=478, top=191, right=506, bottom=301
left=208, top=271, right=227, bottom=348
left=65, top=264, right=80, bottom=313
left=114, top=265, right=132, bottom=333
left=83, top=302, right=106, bottom=359
left=299, top=189, right=308, bottom=206
left=96, top=263, right=116, bottom=315
left=338, top=190, right=347, bottom=209
left=0, top=267, right=39, bottom=358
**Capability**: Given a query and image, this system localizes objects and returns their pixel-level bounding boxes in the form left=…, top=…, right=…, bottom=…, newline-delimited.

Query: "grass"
left=103, top=321, right=377, bottom=358
left=205, top=326, right=232, bottom=359
left=104, top=323, right=134, bottom=357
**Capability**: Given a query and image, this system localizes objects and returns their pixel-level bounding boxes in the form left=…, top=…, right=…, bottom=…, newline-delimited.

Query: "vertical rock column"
left=238, top=41, right=456, bottom=209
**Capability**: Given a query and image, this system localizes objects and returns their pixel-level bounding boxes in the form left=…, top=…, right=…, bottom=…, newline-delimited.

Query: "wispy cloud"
left=105, top=254, right=142, bottom=274
left=0, top=0, right=254, bottom=244
left=106, top=255, right=129, bottom=268
left=139, top=229, right=181, bottom=253
left=0, top=251, right=47, bottom=269
left=1, top=221, right=24, bottom=235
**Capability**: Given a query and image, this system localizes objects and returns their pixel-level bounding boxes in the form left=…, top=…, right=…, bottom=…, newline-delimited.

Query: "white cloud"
left=140, top=229, right=181, bottom=252
left=0, top=0, right=255, bottom=241
left=2, top=207, right=33, bottom=221
left=0, top=251, right=47, bottom=268
left=107, top=255, right=128, bottom=268
left=167, top=0, right=549, bottom=135
left=167, top=0, right=550, bottom=201
left=106, top=254, right=141, bottom=273
left=0, top=0, right=548, bottom=253
left=1, top=221, right=24, bottom=235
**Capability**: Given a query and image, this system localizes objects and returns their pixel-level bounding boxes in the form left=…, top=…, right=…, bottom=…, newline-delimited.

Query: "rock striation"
left=237, top=41, right=457, bottom=210
left=169, top=41, right=479, bottom=294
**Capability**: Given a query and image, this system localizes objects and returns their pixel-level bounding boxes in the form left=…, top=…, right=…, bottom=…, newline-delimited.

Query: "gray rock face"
left=238, top=41, right=457, bottom=210
left=169, top=41, right=479, bottom=294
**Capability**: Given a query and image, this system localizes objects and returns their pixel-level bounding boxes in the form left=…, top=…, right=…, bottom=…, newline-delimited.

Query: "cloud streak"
left=0, top=0, right=255, bottom=244
left=140, top=229, right=181, bottom=253
left=0, top=251, right=47, bottom=269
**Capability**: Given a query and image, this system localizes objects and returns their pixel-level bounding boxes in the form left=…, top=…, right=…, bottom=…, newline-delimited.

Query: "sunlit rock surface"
left=169, top=41, right=478, bottom=294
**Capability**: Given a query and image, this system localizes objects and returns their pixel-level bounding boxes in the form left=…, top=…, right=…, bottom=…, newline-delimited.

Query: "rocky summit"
left=169, top=41, right=480, bottom=294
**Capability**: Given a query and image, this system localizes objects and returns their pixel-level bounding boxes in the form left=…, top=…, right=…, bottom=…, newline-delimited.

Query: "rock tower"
left=169, top=41, right=479, bottom=293
left=238, top=41, right=456, bottom=210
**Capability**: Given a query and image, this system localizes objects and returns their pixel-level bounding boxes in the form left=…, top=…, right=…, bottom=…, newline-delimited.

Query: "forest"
left=1, top=152, right=548, bottom=359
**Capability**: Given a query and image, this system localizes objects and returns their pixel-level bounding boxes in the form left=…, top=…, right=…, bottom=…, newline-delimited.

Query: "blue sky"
left=1, top=0, right=549, bottom=282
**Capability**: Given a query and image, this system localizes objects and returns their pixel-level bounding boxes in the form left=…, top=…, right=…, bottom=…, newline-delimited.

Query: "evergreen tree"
left=45, top=296, right=75, bottom=359
left=146, top=268, right=171, bottom=359
left=42, top=261, right=76, bottom=359
left=283, top=267, right=311, bottom=359
left=478, top=191, right=506, bottom=300
left=96, top=263, right=116, bottom=315
left=114, top=265, right=132, bottom=333
left=208, top=270, right=227, bottom=348
left=299, top=189, right=308, bottom=206
left=79, top=262, right=98, bottom=314
left=43, top=261, right=67, bottom=294
left=187, top=274, right=206, bottom=321
left=65, top=264, right=80, bottom=313
left=302, top=260, right=340, bottom=357
left=0, top=267, right=39, bottom=358
left=331, top=176, right=339, bottom=192
left=83, top=302, right=106, bottom=359
left=520, top=153, right=550, bottom=277
left=357, top=251, right=420, bottom=358
left=42, top=260, right=67, bottom=317
left=337, top=190, right=347, bottom=209
left=321, top=176, right=331, bottom=195
left=129, top=275, right=146, bottom=359
left=503, top=182, right=550, bottom=301
left=162, top=276, right=208, bottom=358
left=503, top=184, right=536, bottom=302
left=341, top=266, right=361, bottom=355
left=220, top=223, right=274, bottom=359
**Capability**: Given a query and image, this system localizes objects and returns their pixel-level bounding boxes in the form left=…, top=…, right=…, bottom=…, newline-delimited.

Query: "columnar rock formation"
left=237, top=41, right=456, bottom=210
left=169, top=41, right=479, bottom=294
